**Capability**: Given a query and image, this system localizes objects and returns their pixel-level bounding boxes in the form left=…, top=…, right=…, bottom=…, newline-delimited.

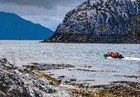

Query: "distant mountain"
left=0, top=12, right=53, bottom=40
left=45, top=0, right=140, bottom=43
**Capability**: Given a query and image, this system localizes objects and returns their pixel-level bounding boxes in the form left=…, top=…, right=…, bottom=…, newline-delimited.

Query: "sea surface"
left=0, top=40, right=139, bottom=85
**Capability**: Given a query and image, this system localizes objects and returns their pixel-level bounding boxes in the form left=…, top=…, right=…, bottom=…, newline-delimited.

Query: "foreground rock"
left=0, top=58, right=69, bottom=97
left=68, top=81, right=140, bottom=97
left=23, top=62, right=140, bottom=97
left=0, top=58, right=139, bottom=97
left=45, top=0, right=140, bottom=43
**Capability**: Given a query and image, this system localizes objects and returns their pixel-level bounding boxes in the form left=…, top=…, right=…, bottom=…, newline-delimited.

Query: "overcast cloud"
left=0, top=0, right=86, bottom=31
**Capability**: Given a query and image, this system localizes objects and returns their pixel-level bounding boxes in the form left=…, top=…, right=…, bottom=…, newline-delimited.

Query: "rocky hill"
left=45, top=0, right=140, bottom=43
left=0, top=12, right=53, bottom=40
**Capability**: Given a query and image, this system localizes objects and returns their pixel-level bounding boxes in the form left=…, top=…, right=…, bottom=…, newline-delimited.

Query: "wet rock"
left=0, top=58, right=17, bottom=69
left=0, top=58, right=58, bottom=97
left=70, top=79, right=77, bottom=82
left=0, top=65, right=31, bottom=97
left=69, top=81, right=140, bottom=97
left=58, top=76, right=65, bottom=79
left=23, top=63, right=75, bottom=71
left=102, top=81, right=140, bottom=97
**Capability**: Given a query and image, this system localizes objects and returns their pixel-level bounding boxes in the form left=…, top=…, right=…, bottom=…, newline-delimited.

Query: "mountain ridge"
left=0, top=12, right=53, bottom=40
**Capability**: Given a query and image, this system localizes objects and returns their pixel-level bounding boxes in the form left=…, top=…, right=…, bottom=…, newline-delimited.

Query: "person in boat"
left=104, top=52, right=124, bottom=59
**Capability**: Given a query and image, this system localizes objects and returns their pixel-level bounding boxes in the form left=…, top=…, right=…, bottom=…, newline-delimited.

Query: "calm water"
left=0, top=41, right=139, bottom=85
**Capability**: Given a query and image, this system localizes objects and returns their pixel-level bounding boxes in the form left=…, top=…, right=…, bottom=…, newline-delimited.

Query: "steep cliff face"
left=47, top=0, right=140, bottom=43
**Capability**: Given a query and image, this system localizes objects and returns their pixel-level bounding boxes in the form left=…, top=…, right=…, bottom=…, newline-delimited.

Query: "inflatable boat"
left=104, top=52, right=124, bottom=59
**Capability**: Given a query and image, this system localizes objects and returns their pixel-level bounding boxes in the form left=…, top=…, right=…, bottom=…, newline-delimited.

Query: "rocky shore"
left=45, top=33, right=140, bottom=43
left=0, top=58, right=70, bottom=97
left=0, top=58, right=140, bottom=97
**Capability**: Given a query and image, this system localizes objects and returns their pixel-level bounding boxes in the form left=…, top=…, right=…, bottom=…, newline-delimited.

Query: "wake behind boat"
left=104, top=52, right=124, bottom=59
left=124, top=57, right=140, bottom=61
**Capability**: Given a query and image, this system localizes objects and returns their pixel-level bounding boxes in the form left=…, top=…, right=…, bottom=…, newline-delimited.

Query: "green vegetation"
left=134, top=16, right=140, bottom=23
left=129, top=16, right=140, bottom=38
left=100, top=24, right=108, bottom=33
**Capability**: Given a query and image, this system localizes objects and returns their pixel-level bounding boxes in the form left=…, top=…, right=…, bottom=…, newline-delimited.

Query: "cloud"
left=0, top=0, right=86, bottom=30
left=0, top=0, right=85, bottom=9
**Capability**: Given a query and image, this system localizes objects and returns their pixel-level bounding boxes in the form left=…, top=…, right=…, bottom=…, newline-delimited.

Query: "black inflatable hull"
left=104, top=54, right=124, bottom=59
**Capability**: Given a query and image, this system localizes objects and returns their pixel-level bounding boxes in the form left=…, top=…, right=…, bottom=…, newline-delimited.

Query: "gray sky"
left=0, top=0, right=86, bottom=31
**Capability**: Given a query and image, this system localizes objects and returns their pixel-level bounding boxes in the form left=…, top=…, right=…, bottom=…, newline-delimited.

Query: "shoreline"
left=0, top=58, right=140, bottom=97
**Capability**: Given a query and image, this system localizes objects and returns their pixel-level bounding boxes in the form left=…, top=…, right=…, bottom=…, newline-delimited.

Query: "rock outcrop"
left=0, top=58, right=67, bottom=97
left=46, top=0, right=140, bottom=43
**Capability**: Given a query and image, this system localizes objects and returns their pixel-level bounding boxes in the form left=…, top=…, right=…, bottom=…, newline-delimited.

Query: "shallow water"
left=0, top=41, right=139, bottom=85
